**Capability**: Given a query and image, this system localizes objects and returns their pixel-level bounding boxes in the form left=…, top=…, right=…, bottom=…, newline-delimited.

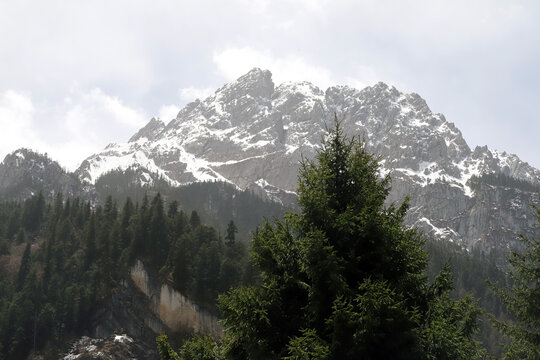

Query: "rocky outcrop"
left=130, top=260, right=223, bottom=337
left=63, top=334, right=149, bottom=360
left=129, top=117, right=166, bottom=142
left=0, top=148, right=90, bottom=200
left=82, top=260, right=223, bottom=360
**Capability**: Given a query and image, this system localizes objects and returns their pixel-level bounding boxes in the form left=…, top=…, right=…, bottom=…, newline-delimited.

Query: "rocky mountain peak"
left=217, top=67, right=274, bottom=102
left=73, top=68, right=540, bottom=253
left=0, top=148, right=85, bottom=200
left=129, top=117, right=165, bottom=142
left=2, top=148, right=60, bottom=173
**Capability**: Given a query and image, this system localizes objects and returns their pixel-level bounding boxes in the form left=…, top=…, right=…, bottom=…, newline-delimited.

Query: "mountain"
left=75, top=68, right=540, bottom=256
left=0, top=148, right=90, bottom=200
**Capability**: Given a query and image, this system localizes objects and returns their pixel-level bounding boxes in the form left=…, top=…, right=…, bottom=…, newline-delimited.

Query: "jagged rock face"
left=130, top=260, right=222, bottom=337
left=0, top=148, right=89, bottom=200
left=63, top=334, right=152, bottom=360
left=76, top=68, right=540, bottom=253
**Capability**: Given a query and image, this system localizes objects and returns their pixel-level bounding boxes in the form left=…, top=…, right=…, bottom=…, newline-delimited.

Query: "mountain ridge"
left=73, top=68, right=540, bottom=254
left=1, top=68, right=539, bottom=255
left=73, top=68, right=539, bottom=195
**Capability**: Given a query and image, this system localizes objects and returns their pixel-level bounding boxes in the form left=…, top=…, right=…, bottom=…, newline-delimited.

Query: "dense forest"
left=95, top=170, right=286, bottom=243
left=0, top=191, right=252, bottom=359
left=468, top=172, right=540, bottom=193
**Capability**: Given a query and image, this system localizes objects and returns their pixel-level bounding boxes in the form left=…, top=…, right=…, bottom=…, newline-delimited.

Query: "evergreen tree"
left=119, top=197, right=135, bottom=249
left=21, top=192, right=45, bottom=232
left=6, top=206, right=21, bottom=240
left=492, top=201, right=540, bottom=359
left=168, top=200, right=179, bottom=218
left=157, top=334, right=181, bottom=360
left=84, top=214, right=97, bottom=269
left=190, top=210, right=201, bottom=229
left=225, top=220, right=238, bottom=246
left=16, top=243, right=31, bottom=290
left=214, top=119, right=484, bottom=359
left=132, top=195, right=151, bottom=258
left=149, top=193, right=168, bottom=266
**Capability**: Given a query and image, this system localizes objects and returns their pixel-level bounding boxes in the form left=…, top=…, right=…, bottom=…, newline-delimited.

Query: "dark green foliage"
left=215, top=120, right=485, bottom=359
left=157, top=334, right=181, bottom=360
left=225, top=220, right=237, bottom=246
left=166, top=220, right=250, bottom=312
left=426, top=238, right=509, bottom=357
left=94, top=166, right=172, bottom=204
left=6, top=205, right=21, bottom=240
left=190, top=210, right=201, bottom=229
left=16, top=243, right=31, bottom=290
left=149, top=193, right=169, bottom=266
left=468, top=172, right=540, bottom=193
left=157, top=334, right=221, bottom=360
left=21, top=191, right=45, bottom=232
left=95, top=168, right=286, bottom=244
left=0, top=191, right=251, bottom=359
left=492, top=202, right=540, bottom=359
left=179, top=334, right=221, bottom=360
left=284, top=328, right=330, bottom=360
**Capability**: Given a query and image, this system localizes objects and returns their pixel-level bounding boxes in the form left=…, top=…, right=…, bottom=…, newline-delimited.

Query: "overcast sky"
left=0, top=0, right=539, bottom=170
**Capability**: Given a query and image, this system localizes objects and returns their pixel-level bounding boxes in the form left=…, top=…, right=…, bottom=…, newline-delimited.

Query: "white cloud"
left=0, top=87, right=149, bottom=171
left=179, top=87, right=216, bottom=103
left=158, top=104, right=181, bottom=122
left=0, top=91, right=44, bottom=160
left=63, top=87, right=147, bottom=142
left=56, top=88, right=148, bottom=169
left=213, top=47, right=378, bottom=90
left=213, top=48, right=335, bottom=88
left=0, top=0, right=538, bottom=169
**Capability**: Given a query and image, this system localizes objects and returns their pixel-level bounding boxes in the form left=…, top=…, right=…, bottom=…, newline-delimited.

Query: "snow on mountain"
left=75, top=68, right=540, bottom=252
left=0, top=148, right=88, bottom=200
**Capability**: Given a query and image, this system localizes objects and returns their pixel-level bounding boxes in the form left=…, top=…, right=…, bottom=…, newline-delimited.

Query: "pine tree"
left=168, top=200, right=179, bottom=218
left=84, top=214, right=97, bottom=269
left=120, top=197, right=135, bottom=249
left=492, top=201, right=540, bottom=359
left=149, top=193, right=168, bottom=266
left=6, top=206, right=21, bottom=240
left=225, top=220, right=238, bottom=246
left=215, top=119, right=485, bottom=360
left=16, top=243, right=31, bottom=290
left=190, top=210, right=201, bottom=229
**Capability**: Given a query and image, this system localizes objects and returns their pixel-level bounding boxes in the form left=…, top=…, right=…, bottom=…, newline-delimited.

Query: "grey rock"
left=0, top=148, right=91, bottom=201
left=72, top=69, right=540, bottom=254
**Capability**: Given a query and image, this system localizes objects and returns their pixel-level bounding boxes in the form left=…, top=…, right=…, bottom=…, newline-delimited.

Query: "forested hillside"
left=95, top=169, right=286, bottom=243
left=0, top=129, right=536, bottom=358
left=0, top=192, right=252, bottom=359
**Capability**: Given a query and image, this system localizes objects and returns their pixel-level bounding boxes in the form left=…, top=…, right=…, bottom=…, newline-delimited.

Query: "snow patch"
left=114, top=334, right=133, bottom=343
left=417, top=217, right=461, bottom=242
left=14, top=151, right=25, bottom=160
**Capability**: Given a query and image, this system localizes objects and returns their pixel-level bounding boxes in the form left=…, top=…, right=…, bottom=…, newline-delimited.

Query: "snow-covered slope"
left=76, top=68, right=540, bottom=252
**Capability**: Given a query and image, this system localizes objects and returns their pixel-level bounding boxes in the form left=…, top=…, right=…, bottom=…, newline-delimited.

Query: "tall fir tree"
left=225, top=220, right=238, bottom=246
left=492, top=200, right=540, bottom=359
left=16, top=242, right=31, bottom=290
left=211, top=119, right=485, bottom=360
